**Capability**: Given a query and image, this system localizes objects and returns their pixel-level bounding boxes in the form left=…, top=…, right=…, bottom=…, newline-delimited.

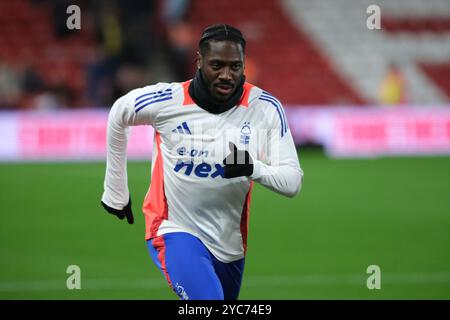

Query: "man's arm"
left=222, top=100, right=303, bottom=198
left=101, top=84, right=175, bottom=220
left=250, top=127, right=303, bottom=198
left=101, top=95, right=135, bottom=213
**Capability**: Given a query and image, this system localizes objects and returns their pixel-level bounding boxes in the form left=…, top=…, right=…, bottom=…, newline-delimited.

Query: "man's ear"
left=196, top=52, right=202, bottom=70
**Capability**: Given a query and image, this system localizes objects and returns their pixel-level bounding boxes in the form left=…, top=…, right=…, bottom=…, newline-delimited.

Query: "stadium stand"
left=0, top=0, right=95, bottom=109
left=186, top=0, right=366, bottom=105
left=0, top=0, right=449, bottom=108
left=283, top=0, right=450, bottom=104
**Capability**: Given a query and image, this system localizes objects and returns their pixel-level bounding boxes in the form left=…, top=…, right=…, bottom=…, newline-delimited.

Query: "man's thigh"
left=147, top=232, right=224, bottom=300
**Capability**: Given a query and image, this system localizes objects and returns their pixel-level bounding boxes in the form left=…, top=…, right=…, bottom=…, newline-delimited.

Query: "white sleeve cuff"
left=250, top=157, right=262, bottom=180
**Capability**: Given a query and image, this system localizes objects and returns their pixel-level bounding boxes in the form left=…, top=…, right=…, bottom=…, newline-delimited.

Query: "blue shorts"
left=147, top=232, right=245, bottom=300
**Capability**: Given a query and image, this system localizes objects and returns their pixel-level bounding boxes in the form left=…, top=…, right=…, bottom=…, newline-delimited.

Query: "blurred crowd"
left=2, top=0, right=447, bottom=110
left=0, top=0, right=197, bottom=110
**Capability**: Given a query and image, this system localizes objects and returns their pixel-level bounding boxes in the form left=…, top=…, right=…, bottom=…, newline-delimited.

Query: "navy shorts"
left=147, top=232, right=245, bottom=300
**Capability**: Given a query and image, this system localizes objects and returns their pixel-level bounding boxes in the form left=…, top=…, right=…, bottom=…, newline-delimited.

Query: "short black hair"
left=199, top=24, right=246, bottom=55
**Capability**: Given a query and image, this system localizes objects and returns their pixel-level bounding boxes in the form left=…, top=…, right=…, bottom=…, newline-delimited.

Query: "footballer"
left=101, top=24, right=304, bottom=300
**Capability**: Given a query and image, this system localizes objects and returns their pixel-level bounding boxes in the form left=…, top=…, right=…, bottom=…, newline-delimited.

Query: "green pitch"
left=1, top=149, right=450, bottom=299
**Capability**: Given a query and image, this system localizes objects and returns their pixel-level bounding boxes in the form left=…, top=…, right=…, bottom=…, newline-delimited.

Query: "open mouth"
left=215, top=84, right=234, bottom=95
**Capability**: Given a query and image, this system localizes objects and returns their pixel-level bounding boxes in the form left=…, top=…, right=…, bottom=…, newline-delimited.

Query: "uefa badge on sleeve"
left=240, top=122, right=251, bottom=145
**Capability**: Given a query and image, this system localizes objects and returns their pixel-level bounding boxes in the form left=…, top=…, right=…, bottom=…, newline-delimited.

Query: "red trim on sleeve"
left=182, top=80, right=195, bottom=106
left=238, top=82, right=255, bottom=108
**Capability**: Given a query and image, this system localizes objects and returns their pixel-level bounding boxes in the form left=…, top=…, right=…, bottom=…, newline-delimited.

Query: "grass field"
left=1, top=149, right=450, bottom=299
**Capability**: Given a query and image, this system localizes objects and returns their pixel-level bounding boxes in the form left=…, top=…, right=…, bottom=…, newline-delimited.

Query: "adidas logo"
left=172, top=122, right=192, bottom=135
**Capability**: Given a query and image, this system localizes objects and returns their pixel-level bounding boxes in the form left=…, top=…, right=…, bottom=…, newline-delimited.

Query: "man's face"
left=198, top=40, right=245, bottom=101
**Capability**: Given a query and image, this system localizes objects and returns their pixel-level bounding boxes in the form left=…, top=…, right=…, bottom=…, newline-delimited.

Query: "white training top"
left=102, top=80, right=303, bottom=263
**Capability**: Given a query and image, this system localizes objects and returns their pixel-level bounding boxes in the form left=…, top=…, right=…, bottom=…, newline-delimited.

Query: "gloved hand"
left=101, top=197, right=134, bottom=224
left=222, top=142, right=254, bottom=178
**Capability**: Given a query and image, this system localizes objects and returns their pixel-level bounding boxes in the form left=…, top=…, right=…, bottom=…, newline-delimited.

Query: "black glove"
left=222, top=142, right=254, bottom=179
left=101, top=197, right=134, bottom=224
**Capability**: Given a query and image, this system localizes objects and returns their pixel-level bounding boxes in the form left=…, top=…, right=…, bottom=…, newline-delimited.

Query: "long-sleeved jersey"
left=102, top=80, right=303, bottom=263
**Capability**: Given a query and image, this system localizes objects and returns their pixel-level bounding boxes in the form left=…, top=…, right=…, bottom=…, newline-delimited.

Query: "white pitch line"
left=245, top=272, right=450, bottom=287
left=1, top=272, right=450, bottom=293
left=0, top=278, right=167, bottom=293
